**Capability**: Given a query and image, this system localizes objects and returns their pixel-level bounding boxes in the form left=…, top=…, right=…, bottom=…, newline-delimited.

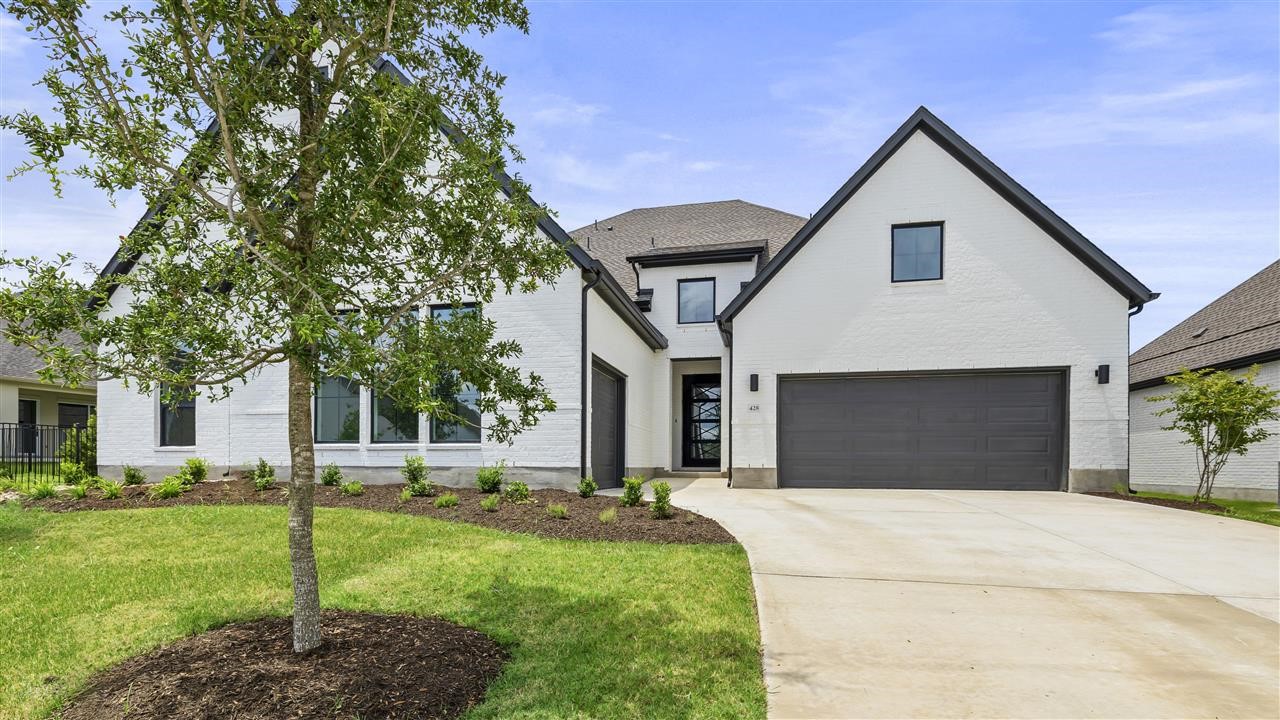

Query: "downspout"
left=580, top=265, right=603, bottom=481
left=719, top=317, right=733, bottom=487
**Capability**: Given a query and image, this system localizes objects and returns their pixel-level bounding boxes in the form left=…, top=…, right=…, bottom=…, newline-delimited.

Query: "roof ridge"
left=570, top=199, right=804, bottom=234
left=1131, top=318, right=1280, bottom=367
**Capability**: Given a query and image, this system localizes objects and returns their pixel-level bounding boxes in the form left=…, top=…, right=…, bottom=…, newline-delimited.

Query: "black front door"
left=681, top=374, right=721, bottom=468
left=17, top=399, right=37, bottom=455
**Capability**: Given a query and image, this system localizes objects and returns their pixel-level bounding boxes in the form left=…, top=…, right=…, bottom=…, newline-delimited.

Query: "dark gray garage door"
left=591, top=364, right=624, bottom=489
left=778, top=372, right=1064, bottom=490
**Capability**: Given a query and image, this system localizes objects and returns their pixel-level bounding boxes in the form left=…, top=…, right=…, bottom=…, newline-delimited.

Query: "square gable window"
left=678, top=278, right=715, bottom=324
left=892, top=223, right=943, bottom=282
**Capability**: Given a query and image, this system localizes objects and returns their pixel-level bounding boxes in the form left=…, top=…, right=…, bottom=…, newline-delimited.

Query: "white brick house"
left=98, top=107, right=1157, bottom=491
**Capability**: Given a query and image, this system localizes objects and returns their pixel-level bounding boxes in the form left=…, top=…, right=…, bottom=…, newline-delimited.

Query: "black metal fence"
left=0, top=422, right=90, bottom=487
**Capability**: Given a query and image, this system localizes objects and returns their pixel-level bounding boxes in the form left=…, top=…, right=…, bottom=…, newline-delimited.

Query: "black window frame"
left=891, top=222, right=944, bottom=283
left=677, top=277, right=717, bottom=324
left=158, top=384, right=196, bottom=447
left=314, top=375, right=362, bottom=444
left=429, top=303, right=482, bottom=444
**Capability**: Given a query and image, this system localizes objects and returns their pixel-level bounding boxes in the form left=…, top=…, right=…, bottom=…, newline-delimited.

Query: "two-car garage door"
left=777, top=371, right=1064, bottom=490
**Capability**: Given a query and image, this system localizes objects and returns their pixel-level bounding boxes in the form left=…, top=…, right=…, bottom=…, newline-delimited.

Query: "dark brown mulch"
left=1086, top=491, right=1227, bottom=513
left=58, top=610, right=506, bottom=720
left=26, top=478, right=737, bottom=544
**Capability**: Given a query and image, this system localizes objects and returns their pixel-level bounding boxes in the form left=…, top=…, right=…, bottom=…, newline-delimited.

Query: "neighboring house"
left=0, top=325, right=97, bottom=464
left=1129, top=261, right=1280, bottom=500
left=96, top=102, right=1157, bottom=492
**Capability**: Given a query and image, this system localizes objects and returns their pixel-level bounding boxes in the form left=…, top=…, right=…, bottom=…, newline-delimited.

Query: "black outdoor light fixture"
left=749, top=373, right=759, bottom=391
left=1095, top=364, right=1110, bottom=384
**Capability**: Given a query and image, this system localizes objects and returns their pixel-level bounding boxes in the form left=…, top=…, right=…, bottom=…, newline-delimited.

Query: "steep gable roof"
left=720, top=106, right=1158, bottom=325
left=569, top=200, right=805, bottom=297
left=1129, top=260, right=1280, bottom=389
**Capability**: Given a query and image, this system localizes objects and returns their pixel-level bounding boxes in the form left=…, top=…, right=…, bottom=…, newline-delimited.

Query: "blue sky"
left=1, top=1, right=1277, bottom=349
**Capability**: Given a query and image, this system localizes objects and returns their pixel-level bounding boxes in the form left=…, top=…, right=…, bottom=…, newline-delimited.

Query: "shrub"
left=0, top=475, right=17, bottom=492
left=67, top=483, right=88, bottom=500
left=149, top=477, right=186, bottom=499
left=319, top=463, right=343, bottom=486
left=434, top=493, right=459, bottom=509
left=480, top=494, right=500, bottom=512
left=122, top=465, right=146, bottom=485
left=403, top=456, right=435, bottom=497
left=339, top=481, right=364, bottom=497
left=250, top=458, right=275, bottom=491
left=577, top=475, right=598, bottom=498
left=59, top=414, right=96, bottom=473
left=399, top=487, right=413, bottom=503
left=546, top=503, right=568, bottom=519
left=598, top=507, right=617, bottom=524
left=476, top=462, right=504, bottom=493
left=1111, top=481, right=1130, bottom=496
left=28, top=481, right=57, bottom=499
left=503, top=480, right=532, bottom=503
left=650, top=481, right=673, bottom=519
left=60, top=461, right=89, bottom=487
left=620, top=476, right=645, bottom=507
left=99, top=480, right=124, bottom=500
left=182, top=458, right=209, bottom=485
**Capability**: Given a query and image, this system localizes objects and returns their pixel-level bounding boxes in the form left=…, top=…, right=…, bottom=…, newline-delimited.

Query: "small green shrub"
left=28, top=481, right=57, bottom=500
left=60, top=461, right=89, bottom=486
left=122, top=465, right=146, bottom=485
left=182, top=458, right=209, bottom=485
left=67, top=483, right=88, bottom=500
left=620, top=476, right=645, bottom=507
left=320, top=463, right=343, bottom=486
left=402, top=456, right=435, bottom=496
left=480, top=494, right=500, bottom=512
left=434, top=493, right=459, bottom=509
left=577, top=475, right=598, bottom=498
left=0, top=475, right=17, bottom=492
left=399, top=487, right=413, bottom=503
left=476, top=462, right=505, bottom=493
left=598, top=507, right=617, bottom=524
left=546, top=503, right=568, bottom=519
left=99, top=480, right=124, bottom=500
left=250, top=458, right=275, bottom=491
left=339, top=481, right=364, bottom=497
left=149, top=477, right=186, bottom=499
left=503, top=480, right=532, bottom=503
left=1112, top=481, right=1130, bottom=496
left=650, top=480, right=673, bottom=519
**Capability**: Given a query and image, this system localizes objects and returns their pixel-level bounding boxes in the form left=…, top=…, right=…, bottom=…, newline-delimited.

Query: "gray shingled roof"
left=569, top=200, right=806, bottom=297
left=0, top=322, right=95, bottom=388
left=1130, top=259, right=1280, bottom=388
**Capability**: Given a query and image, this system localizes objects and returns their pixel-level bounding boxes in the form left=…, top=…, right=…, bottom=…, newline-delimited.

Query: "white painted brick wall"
left=731, top=131, right=1132, bottom=474
left=586, top=289, right=661, bottom=471
left=1130, top=361, right=1280, bottom=495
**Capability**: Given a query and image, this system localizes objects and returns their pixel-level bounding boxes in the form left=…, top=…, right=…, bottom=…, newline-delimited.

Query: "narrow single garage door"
left=778, top=372, right=1064, bottom=490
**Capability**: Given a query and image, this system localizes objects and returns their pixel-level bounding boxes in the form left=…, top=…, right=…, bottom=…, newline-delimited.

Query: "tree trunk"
left=287, top=355, right=322, bottom=653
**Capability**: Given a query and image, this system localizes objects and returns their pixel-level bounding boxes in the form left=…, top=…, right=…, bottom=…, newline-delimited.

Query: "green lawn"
left=0, top=503, right=764, bottom=720
left=1135, top=490, right=1280, bottom=527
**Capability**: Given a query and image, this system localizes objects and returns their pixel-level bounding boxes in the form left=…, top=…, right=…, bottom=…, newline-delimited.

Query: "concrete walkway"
left=667, top=480, right=1280, bottom=719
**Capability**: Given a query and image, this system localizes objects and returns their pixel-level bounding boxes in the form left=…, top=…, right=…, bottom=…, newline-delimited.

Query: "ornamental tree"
left=0, top=0, right=569, bottom=652
left=1150, top=365, right=1280, bottom=502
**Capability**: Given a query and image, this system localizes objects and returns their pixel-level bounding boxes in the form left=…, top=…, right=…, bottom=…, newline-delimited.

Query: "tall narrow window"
left=678, top=278, right=715, bottom=324
left=159, top=384, right=196, bottom=446
left=315, top=376, right=360, bottom=443
left=891, top=223, right=943, bottom=282
left=370, top=309, right=422, bottom=443
left=429, top=304, right=481, bottom=443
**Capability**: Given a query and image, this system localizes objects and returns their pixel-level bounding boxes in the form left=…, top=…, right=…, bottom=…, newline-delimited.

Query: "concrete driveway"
left=669, top=480, right=1280, bottom=719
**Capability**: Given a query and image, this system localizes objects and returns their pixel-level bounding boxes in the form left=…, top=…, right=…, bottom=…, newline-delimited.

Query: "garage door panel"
left=778, top=372, right=1063, bottom=490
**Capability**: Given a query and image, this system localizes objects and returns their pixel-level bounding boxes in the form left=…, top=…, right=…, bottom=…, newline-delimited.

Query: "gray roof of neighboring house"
left=1129, top=259, right=1280, bottom=389
left=569, top=200, right=807, bottom=297
left=0, top=324, right=95, bottom=388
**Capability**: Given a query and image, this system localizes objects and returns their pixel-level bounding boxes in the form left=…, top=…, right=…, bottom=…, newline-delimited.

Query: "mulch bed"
left=25, top=478, right=737, bottom=544
left=1086, top=491, right=1229, bottom=513
left=58, top=610, right=506, bottom=720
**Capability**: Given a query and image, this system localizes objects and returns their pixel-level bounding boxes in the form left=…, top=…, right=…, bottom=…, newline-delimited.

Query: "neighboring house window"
left=57, top=403, right=93, bottom=428
left=678, top=278, right=715, bottom=324
left=429, top=304, right=481, bottom=443
left=315, top=376, right=360, bottom=443
left=891, top=223, right=943, bottom=282
left=159, top=384, right=196, bottom=446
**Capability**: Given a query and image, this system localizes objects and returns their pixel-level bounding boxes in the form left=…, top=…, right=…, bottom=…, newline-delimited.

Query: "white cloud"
left=0, top=16, right=33, bottom=58
left=685, top=160, right=722, bottom=172
left=527, top=95, right=605, bottom=126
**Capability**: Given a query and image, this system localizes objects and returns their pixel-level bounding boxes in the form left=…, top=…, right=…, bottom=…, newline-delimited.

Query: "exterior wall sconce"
left=1095, top=364, right=1110, bottom=384
left=749, top=373, right=759, bottom=391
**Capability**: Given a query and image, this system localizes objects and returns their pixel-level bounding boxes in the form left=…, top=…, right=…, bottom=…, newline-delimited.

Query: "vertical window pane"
left=430, top=372, right=481, bottom=443
left=372, top=393, right=419, bottom=443
left=159, top=384, right=196, bottom=447
left=892, top=225, right=943, bottom=281
left=315, top=376, right=360, bottom=443
left=678, top=279, right=715, bottom=323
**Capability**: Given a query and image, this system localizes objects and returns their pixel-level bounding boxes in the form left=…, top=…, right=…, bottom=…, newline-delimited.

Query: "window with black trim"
left=315, top=376, right=360, bottom=443
left=429, top=304, right=481, bottom=443
left=370, top=310, right=422, bottom=443
left=891, top=223, right=943, bottom=282
left=677, top=278, right=715, bottom=324
left=159, top=384, right=196, bottom=446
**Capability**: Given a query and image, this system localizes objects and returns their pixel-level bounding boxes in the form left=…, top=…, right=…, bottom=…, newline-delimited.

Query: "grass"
left=0, top=503, right=763, bottom=719
left=1131, top=490, right=1280, bottom=527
